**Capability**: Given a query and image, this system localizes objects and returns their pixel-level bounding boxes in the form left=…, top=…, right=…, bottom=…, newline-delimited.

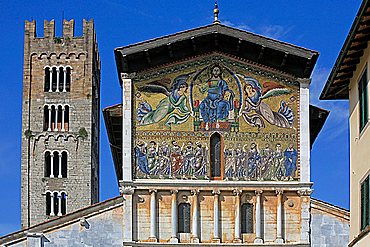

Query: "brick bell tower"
left=21, top=19, right=100, bottom=228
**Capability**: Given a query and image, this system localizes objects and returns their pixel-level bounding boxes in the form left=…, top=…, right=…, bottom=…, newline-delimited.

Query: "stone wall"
left=21, top=19, right=100, bottom=228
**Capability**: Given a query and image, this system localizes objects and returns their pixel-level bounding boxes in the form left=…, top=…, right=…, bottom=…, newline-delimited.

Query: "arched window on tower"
left=44, top=67, right=50, bottom=92
left=210, top=132, right=222, bottom=178
left=241, top=203, right=254, bottom=234
left=64, top=105, right=69, bottom=131
left=52, top=151, right=59, bottom=178
left=61, top=192, right=67, bottom=215
left=58, top=67, right=64, bottom=92
left=178, top=203, right=191, bottom=233
left=46, top=191, right=52, bottom=216
left=61, top=151, right=68, bottom=178
left=51, top=67, right=57, bottom=92
left=43, top=105, right=49, bottom=131
left=57, top=105, right=63, bottom=131
left=44, top=151, right=51, bottom=177
left=65, top=67, right=71, bottom=92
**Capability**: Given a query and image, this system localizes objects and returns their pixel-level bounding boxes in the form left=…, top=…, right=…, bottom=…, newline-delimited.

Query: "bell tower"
left=21, top=19, right=100, bottom=228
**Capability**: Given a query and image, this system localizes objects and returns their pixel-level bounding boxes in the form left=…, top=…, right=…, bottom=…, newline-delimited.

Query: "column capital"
left=120, top=186, right=135, bottom=195
left=149, top=189, right=157, bottom=194
left=232, top=189, right=242, bottom=196
left=212, top=189, right=220, bottom=195
left=276, top=189, right=284, bottom=195
left=255, top=190, right=263, bottom=195
left=297, top=189, right=313, bottom=196
left=170, top=189, right=178, bottom=195
left=191, top=189, right=200, bottom=195
left=121, top=72, right=136, bottom=80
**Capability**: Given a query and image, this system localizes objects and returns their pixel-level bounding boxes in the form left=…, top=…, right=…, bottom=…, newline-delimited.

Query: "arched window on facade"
left=178, top=203, right=191, bottom=233
left=241, top=203, right=254, bottom=234
left=210, top=132, right=222, bottom=178
left=44, top=67, right=50, bottom=92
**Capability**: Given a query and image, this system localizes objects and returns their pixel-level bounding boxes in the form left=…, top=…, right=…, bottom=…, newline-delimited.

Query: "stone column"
left=47, top=106, right=52, bottom=131
left=170, top=190, right=179, bottom=243
left=254, top=190, right=263, bottom=244
left=49, top=69, right=53, bottom=92
left=299, top=79, right=311, bottom=183
left=233, top=189, right=242, bottom=243
left=61, top=106, right=65, bottom=131
left=56, top=69, right=60, bottom=92
left=50, top=193, right=55, bottom=216
left=276, top=190, right=284, bottom=243
left=50, top=153, right=54, bottom=178
left=63, top=68, right=67, bottom=92
left=58, top=152, right=62, bottom=178
left=191, top=189, right=199, bottom=243
left=149, top=189, right=158, bottom=242
left=53, top=106, right=58, bottom=131
left=212, top=190, right=221, bottom=243
left=57, top=193, right=62, bottom=216
left=298, top=189, right=312, bottom=244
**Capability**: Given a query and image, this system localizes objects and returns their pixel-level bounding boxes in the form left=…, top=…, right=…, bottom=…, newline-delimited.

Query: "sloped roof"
left=320, top=0, right=370, bottom=100
left=114, top=23, right=319, bottom=85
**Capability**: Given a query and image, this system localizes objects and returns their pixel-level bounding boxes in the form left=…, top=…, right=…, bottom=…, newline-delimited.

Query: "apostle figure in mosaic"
left=158, top=141, right=171, bottom=177
left=224, top=144, right=235, bottom=179
left=241, top=76, right=294, bottom=130
left=179, top=141, right=195, bottom=177
left=234, top=143, right=245, bottom=179
left=284, top=143, right=298, bottom=180
left=247, top=143, right=261, bottom=179
left=260, top=143, right=274, bottom=180
left=147, top=141, right=159, bottom=174
left=273, top=143, right=285, bottom=180
left=136, top=75, right=191, bottom=126
left=170, top=141, right=184, bottom=177
left=134, top=140, right=150, bottom=177
left=199, top=64, right=235, bottom=124
left=193, top=141, right=208, bottom=177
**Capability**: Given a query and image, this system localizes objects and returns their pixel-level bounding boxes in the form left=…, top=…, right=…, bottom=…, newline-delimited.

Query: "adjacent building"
left=320, top=0, right=370, bottom=246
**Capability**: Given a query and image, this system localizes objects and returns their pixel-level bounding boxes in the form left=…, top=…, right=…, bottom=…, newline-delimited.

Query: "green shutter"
left=361, top=176, right=370, bottom=230
left=359, top=69, right=368, bottom=131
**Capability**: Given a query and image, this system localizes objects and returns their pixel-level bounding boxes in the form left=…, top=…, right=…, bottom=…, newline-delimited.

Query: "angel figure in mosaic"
left=240, top=76, right=294, bottom=130
left=136, top=75, right=191, bottom=126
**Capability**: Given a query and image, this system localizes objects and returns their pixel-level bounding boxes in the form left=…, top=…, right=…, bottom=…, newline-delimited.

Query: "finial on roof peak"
left=213, top=1, right=220, bottom=24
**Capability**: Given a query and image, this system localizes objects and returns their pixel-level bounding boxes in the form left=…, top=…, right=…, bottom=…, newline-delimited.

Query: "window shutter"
left=241, top=203, right=254, bottom=233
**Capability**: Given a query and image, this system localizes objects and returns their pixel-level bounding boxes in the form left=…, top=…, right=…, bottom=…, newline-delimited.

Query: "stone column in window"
left=50, top=153, right=54, bottom=178
left=56, top=68, right=60, bottom=92
left=57, top=193, right=62, bottom=216
left=49, top=68, right=53, bottom=92
left=50, top=193, right=55, bottom=216
left=212, top=190, right=221, bottom=243
left=58, top=152, right=62, bottom=178
left=191, top=189, right=200, bottom=243
left=254, top=190, right=263, bottom=244
left=149, top=189, right=157, bottom=242
left=48, top=105, right=52, bottom=131
left=275, top=189, right=284, bottom=243
left=63, top=68, right=67, bottom=92
left=170, top=190, right=179, bottom=243
left=233, top=189, right=242, bottom=243
left=53, top=106, right=58, bottom=131
left=61, top=105, right=65, bottom=131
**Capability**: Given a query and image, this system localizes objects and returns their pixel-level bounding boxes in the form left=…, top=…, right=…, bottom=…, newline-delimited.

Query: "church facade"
left=0, top=7, right=350, bottom=247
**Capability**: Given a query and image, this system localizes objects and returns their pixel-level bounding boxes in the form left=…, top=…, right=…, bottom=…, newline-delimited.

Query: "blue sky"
left=0, top=0, right=360, bottom=236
